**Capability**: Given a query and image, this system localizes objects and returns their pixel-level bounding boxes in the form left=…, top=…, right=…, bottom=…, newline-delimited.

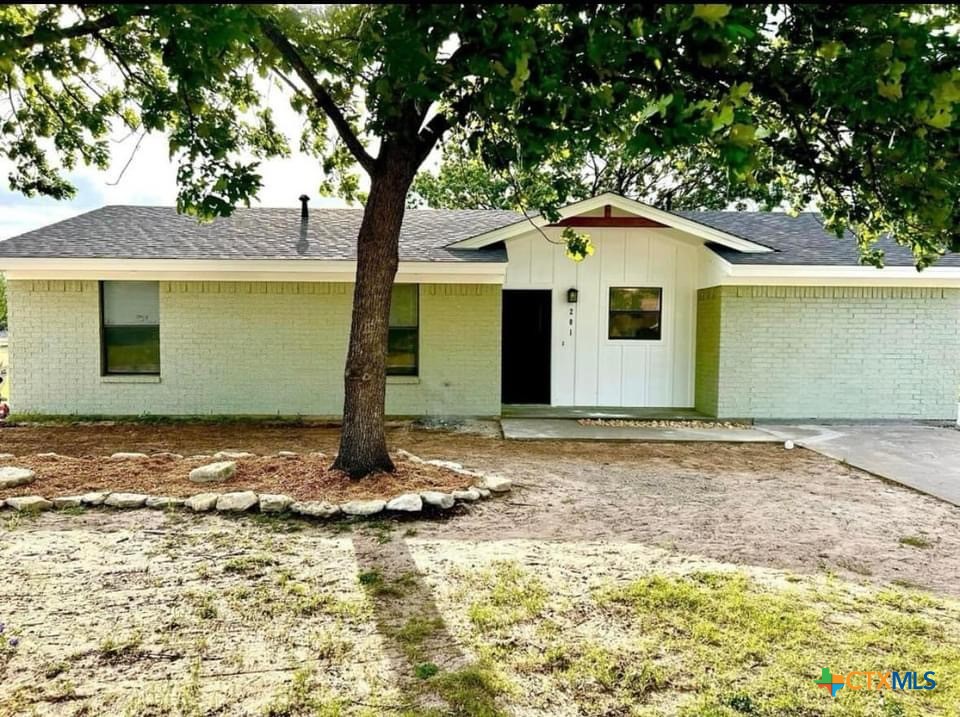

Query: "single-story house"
left=0, top=192, right=958, bottom=420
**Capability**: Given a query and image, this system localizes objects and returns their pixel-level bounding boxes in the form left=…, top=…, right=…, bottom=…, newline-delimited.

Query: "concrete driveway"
left=762, top=423, right=960, bottom=507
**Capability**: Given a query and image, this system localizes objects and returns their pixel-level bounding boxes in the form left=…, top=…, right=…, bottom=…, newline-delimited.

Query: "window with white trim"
left=387, top=284, right=418, bottom=375
left=100, top=281, right=161, bottom=375
left=608, top=287, right=662, bottom=340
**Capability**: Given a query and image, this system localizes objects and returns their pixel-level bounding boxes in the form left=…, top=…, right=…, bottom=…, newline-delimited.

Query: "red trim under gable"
left=547, top=203, right=667, bottom=228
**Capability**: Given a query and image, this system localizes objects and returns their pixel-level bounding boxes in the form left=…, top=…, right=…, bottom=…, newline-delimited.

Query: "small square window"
left=608, top=287, right=662, bottom=340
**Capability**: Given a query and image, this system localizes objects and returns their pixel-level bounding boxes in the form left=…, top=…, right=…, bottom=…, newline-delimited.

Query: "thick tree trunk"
left=333, top=147, right=418, bottom=477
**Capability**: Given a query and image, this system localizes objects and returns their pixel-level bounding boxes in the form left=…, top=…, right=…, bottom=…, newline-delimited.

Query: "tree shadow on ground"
left=351, top=527, right=504, bottom=716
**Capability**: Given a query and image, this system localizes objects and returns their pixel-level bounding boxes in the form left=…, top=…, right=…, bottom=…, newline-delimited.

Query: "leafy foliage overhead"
left=409, top=135, right=771, bottom=212
left=1, top=4, right=958, bottom=266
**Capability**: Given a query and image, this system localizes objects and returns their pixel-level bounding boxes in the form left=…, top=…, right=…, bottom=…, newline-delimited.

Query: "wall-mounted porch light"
left=566, top=288, right=579, bottom=303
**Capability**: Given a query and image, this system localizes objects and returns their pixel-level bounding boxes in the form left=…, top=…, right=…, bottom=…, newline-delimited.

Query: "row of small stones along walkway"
left=0, top=448, right=513, bottom=519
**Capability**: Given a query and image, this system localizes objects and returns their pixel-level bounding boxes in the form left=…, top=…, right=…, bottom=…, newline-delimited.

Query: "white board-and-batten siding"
left=503, top=227, right=699, bottom=407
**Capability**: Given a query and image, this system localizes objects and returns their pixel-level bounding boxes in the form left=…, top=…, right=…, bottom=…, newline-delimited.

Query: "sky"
left=0, top=81, right=368, bottom=240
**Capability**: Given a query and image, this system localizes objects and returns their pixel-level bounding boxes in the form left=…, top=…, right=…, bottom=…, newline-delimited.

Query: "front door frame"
left=501, top=288, right=552, bottom=405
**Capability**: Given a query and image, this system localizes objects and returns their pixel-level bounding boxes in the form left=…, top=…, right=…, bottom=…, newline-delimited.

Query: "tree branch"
left=5, top=8, right=153, bottom=51
left=258, top=19, right=375, bottom=174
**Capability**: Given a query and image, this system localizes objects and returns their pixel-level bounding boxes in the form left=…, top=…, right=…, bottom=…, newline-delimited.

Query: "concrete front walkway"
left=501, top=417, right=781, bottom=442
left=762, top=423, right=960, bottom=507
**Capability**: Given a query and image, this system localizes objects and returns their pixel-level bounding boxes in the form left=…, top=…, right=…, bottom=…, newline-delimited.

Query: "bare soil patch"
left=0, top=452, right=472, bottom=502
left=1, top=421, right=959, bottom=594
left=3, top=512, right=959, bottom=716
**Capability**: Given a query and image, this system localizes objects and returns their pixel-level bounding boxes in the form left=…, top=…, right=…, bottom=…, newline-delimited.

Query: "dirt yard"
left=2, top=422, right=960, bottom=715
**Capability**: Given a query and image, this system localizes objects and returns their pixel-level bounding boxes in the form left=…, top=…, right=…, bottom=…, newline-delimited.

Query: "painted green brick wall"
left=6, top=280, right=501, bottom=417
left=694, top=288, right=721, bottom=416
left=695, top=286, right=960, bottom=420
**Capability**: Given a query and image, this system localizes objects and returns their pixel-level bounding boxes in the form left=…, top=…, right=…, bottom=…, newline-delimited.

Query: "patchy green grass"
left=457, top=568, right=960, bottom=716
left=394, top=616, right=445, bottom=662
left=223, top=553, right=280, bottom=576
left=357, top=568, right=419, bottom=599
left=432, top=662, right=508, bottom=717
left=899, top=535, right=934, bottom=549
left=98, top=631, right=144, bottom=664
left=262, top=666, right=346, bottom=717
left=461, top=561, right=548, bottom=632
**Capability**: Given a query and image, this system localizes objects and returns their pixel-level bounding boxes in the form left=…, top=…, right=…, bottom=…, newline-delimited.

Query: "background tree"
left=410, top=134, right=769, bottom=211
left=2, top=4, right=957, bottom=476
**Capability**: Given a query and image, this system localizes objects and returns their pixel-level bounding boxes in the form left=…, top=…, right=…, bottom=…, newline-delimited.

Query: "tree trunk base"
left=332, top=451, right=396, bottom=479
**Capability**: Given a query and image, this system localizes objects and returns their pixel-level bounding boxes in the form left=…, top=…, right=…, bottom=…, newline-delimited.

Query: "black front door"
left=502, top=290, right=551, bottom=404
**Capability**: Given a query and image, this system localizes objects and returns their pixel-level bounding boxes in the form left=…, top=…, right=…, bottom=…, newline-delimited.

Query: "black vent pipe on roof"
left=299, top=194, right=309, bottom=220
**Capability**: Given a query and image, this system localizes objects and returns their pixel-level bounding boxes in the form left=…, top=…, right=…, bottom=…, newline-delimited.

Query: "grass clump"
left=223, top=553, right=279, bottom=576
left=261, top=666, right=345, bottom=717
left=433, top=663, right=506, bottom=717
left=464, top=562, right=547, bottom=632
left=900, top=535, right=933, bottom=549
left=98, top=631, right=144, bottom=663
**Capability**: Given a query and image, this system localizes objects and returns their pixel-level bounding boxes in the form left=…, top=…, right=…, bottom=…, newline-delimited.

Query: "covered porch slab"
left=501, top=405, right=716, bottom=420
left=500, top=417, right=781, bottom=442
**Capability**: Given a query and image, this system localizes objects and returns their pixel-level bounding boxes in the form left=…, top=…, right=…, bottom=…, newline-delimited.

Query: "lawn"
left=1, top=423, right=959, bottom=715
left=2, top=510, right=958, bottom=716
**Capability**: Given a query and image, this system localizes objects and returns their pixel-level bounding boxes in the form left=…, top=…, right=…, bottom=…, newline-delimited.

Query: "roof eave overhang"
left=0, top=257, right=508, bottom=284
left=714, top=256, right=960, bottom=286
left=447, top=192, right=774, bottom=254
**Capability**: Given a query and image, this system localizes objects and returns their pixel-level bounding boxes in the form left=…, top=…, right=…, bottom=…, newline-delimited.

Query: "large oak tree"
left=1, top=4, right=957, bottom=476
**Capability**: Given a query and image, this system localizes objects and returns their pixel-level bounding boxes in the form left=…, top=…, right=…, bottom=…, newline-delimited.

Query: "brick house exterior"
left=1, top=193, right=958, bottom=420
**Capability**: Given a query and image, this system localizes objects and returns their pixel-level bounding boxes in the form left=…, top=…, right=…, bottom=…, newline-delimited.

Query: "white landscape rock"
left=52, top=496, right=84, bottom=509
left=104, top=492, right=149, bottom=509
left=36, top=452, right=62, bottom=459
left=189, top=461, right=237, bottom=484
left=214, top=450, right=255, bottom=460
left=111, top=452, right=148, bottom=460
left=427, top=459, right=464, bottom=471
left=420, top=491, right=455, bottom=509
left=259, top=494, right=295, bottom=513
left=340, top=499, right=386, bottom=517
left=308, top=451, right=328, bottom=459
left=290, top=500, right=340, bottom=518
left=476, top=487, right=491, bottom=499
left=452, top=488, right=481, bottom=502
left=0, top=467, right=36, bottom=489
left=145, top=496, right=186, bottom=509
left=0, top=453, right=16, bottom=460
left=277, top=451, right=299, bottom=458
left=477, top=474, right=513, bottom=493
left=216, top=491, right=259, bottom=512
left=386, top=493, right=423, bottom=512
left=81, top=491, right=110, bottom=506
left=6, top=496, right=53, bottom=512
left=395, top=449, right=424, bottom=464
left=185, top=493, right=220, bottom=512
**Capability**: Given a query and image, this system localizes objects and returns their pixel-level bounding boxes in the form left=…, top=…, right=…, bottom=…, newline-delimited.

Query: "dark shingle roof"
left=0, top=206, right=517, bottom=262
left=677, top=210, right=960, bottom=267
left=1, top=205, right=956, bottom=268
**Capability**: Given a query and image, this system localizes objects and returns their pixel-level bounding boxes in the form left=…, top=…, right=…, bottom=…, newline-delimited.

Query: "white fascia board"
left=713, top=257, right=960, bottom=286
left=0, top=258, right=508, bottom=285
left=447, top=191, right=773, bottom=254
